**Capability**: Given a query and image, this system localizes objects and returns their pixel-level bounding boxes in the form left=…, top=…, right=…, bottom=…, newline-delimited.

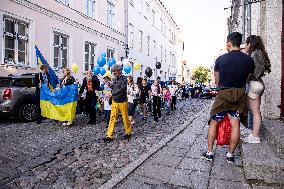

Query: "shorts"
left=211, top=110, right=240, bottom=122
left=128, top=102, right=135, bottom=116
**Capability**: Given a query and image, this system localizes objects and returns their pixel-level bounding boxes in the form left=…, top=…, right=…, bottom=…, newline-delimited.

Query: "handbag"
left=216, top=115, right=232, bottom=146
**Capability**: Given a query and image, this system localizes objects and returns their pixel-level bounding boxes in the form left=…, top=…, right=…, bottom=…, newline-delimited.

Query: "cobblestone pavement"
left=116, top=106, right=251, bottom=189
left=0, top=99, right=208, bottom=189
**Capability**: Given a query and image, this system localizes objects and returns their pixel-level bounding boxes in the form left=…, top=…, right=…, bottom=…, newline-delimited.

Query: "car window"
left=12, top=78, right=34, bottom=87
left=0, top=78, right=12, bottom=87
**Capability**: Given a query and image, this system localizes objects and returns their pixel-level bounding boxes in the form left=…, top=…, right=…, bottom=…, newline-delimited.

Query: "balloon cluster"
left=91, top=52, right=118, bottom=76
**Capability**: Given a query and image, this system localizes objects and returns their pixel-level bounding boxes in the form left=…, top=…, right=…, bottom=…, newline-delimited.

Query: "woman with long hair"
left=139, top=78, right=150, bottom=120
left=60, top=68, right=76, bottom=126
left=243, top=35, right=271, bottom=143
left=127, top=76, right=139, bottom=125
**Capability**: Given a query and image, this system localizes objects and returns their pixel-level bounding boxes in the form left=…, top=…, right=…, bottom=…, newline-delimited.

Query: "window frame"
left=107, top=1, right=115, bottom=28
left=129, top=23, right=134, bottom=49
left=85, top=0, right=96, bottom=19
left=53, top=32, right=69, bottom=69
left=84, top=41, right=97, bottom=71
left=138, top=30, right=143, bottom=53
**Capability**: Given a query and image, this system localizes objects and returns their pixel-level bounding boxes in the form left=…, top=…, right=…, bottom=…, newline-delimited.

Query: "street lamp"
left=125, top=44, right=129, bottom=58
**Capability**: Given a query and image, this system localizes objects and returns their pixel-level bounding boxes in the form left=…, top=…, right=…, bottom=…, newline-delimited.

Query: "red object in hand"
left=216, top=115, right=232, bottom=146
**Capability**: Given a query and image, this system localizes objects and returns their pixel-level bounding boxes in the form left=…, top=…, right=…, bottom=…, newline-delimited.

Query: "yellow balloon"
left=134, top=62, right=141, bottom=71
left=71, top=63, right=79, bottom=73
left=105, top=70, right=111, bottom=77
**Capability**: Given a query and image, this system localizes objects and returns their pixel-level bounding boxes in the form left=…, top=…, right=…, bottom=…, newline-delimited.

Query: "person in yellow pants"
left=104, top=65, right=132, bottom=142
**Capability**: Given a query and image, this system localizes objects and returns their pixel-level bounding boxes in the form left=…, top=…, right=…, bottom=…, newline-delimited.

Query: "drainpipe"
left=242, top=0, right=247, bottom=42
left=125, top=0, right=129, bottom=58
left=247, top=0, right=252, bottom=36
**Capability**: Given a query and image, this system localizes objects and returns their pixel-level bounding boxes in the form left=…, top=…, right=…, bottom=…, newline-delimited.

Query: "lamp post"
left=125, top=44, right=129, bottom=58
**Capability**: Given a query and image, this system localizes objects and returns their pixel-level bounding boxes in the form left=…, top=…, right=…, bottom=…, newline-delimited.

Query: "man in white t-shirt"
left=168, top=80, right=178, bottom=111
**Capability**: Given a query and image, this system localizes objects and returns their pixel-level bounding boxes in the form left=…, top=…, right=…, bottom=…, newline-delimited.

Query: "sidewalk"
left=114, top=108, right=251, bottom=189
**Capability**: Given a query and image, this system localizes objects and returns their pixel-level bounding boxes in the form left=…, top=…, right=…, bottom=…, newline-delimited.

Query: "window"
left=85, top=0, right=96, bottom=18
left=153, top=40, right=156, bottom=49
left=160, top=18, right=163, bottom=33
left=56, top=0, right=69, bottom=6
left=107, top=48, right=115, bottom=62
left=4, top=17, right=29, bottom=65
left=151, top=10, right=155, bottom=26
left=160, top=46, right=163, bottom=62
left=84, top=42, right=96, bottom=71
left=53, top=32, right=68, bottom=69
left=145, top=2, right=150, bottom=19
left=164, top=25, right=167, bottom=36
left=129, top=24, right=134, bottom=49
left=169, top=29, right=172, bottom=42
left=173, top=35, right=176, bottom=45
left=138, top=30, right=143, bottom=52
left=107, top=1, right=115, bottom=27
left=147, top=36, right=150, bottom=56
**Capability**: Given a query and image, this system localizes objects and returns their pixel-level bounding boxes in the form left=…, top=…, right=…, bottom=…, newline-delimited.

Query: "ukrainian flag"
left=35, top=46, right=59, bottom=89
left=40, top=84, right=78, bottom=122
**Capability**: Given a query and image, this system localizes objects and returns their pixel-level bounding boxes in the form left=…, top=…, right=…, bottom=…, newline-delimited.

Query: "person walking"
left=164, top=87, right=172, bottom=115
left=139, top=78, right=150, bottom=120
left=168, top=80, right=178, bottom=111
left=242, top=35, right=271, bottom=144
left=35, top=64, right=50, bottom=124
left=79, top=70, right=100, bottom=125
left=104, top=65, right=132, bottom=142
left=151, top=79, right=162, bottom=122
left=202, top=32, right=255, bottom=163
left=127, top=76, right=139, bottom=126
left=60, top=68, right=76, bottom=126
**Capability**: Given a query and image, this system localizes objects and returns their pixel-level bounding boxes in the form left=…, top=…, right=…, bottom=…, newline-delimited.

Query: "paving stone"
left=135, top=165, right=176, bottom=183
left=178, top=158, right=211, bottom=172
left=146, top=153, right=183, bottom=168
left=117, top=178, right=142, bottom=189
left=208, top=179, right=251, bottom=189
left=159, top=147, right=188, bottom=157
left=190, top=170, right=209, bottom=189
left=168, top=169, right=192, bottom=187
left=211, top=163, right=245, bottom=182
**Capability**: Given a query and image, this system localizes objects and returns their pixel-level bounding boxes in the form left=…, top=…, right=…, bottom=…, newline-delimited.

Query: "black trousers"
left=36, top=96, right=43, bottom=122
left=86, top=96, right=97, bottom=122
left=171, top=96, right=177, bottom=111
left=153, top=96, right=161, bottom=121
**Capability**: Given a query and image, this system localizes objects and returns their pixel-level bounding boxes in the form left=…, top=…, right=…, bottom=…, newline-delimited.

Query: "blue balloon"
left=124, top=65, right=132, bottom=74
left=93, top=66, right=100, bottom=75
left=101, top=52, right=107, bottom=57
left=99, top=67, right=106, bottom=76
left=108, top=58, right=116, bottom=67
left=97, top=56, right=106, bottom=67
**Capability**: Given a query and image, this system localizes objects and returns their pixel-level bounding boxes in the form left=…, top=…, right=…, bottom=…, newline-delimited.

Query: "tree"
left=192, top=65, right=211, bottom=84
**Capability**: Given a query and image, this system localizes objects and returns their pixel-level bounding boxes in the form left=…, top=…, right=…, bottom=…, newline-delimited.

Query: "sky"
left=160, top=0, right=232, bottom=69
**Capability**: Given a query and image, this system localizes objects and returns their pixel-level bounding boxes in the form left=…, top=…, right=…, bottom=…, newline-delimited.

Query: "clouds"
left=161, top=0, right=231, bottom=68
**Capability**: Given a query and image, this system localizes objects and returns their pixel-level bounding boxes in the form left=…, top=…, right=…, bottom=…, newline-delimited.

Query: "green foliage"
left=192, top=65, right=211, bottom=84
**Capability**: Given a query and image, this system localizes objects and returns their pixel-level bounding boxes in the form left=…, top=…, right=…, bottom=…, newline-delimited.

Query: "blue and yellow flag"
left=35, top=46, right=59, bottom=89
left=40, top=84, right=78, bottom=122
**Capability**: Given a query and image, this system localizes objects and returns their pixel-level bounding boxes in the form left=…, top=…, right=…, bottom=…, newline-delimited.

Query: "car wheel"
left=20, top=102, right=38, bottom=122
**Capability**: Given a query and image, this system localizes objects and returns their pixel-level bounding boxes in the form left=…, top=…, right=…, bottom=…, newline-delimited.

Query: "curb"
left=98, top=104, right=210, bottom=189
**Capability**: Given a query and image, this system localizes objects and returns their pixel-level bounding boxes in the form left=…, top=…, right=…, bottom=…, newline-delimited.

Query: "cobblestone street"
left=0, top=99, right=209, bottom=188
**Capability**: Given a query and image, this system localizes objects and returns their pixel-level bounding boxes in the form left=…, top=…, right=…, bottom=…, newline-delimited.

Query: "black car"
left=0, top=73, right=38, bottom=121
left=199, top=87, right=213, bottom=99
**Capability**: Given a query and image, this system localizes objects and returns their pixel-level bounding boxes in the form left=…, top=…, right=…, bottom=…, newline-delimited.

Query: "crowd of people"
left=35, top=64, right=191, bottom=142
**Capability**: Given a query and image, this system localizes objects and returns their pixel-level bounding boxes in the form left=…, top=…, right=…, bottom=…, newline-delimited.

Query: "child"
left=164, top=87, right=172, bottom=115
left=103, top=81, right=112, bottom=127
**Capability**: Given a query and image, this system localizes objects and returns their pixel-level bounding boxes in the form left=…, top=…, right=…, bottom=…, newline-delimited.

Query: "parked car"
left=210, top=87, right=218, bottom=97
left=0, top=74, right=38, bottom=122
left=199, top=87, right=213, bottom=99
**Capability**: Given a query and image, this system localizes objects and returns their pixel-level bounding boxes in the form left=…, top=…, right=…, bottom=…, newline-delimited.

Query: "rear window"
left=11, top=78, right=35, bottom=87
left=0, top=78, right=12, bottom=87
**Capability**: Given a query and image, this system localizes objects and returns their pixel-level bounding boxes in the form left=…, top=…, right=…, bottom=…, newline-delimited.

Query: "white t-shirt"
left=104, top=98, right=111, bottom=110
left=168, top=84, right=178, bottom=96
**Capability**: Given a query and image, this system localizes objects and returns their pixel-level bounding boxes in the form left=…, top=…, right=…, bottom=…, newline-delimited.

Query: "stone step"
left=262, top=119, right=284, bottom=159
left=241, top=141, right=284, bottom=185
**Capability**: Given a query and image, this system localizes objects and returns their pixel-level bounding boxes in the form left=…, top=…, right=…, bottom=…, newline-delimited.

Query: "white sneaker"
left=62, top=122, right=67, bottom=126
left=66, top=121, right=73, bottom=126
left=242, top=134, right=260, bottom=144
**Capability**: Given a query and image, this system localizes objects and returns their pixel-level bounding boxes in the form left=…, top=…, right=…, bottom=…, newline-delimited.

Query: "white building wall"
left=0, top=0, right=126, bottom=82
left=127, top=0, right=180, bottom=82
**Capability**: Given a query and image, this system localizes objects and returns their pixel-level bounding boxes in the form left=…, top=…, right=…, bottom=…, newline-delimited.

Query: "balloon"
left=99, top=67, right=106, bottom=76
left=155, top=62, right=161, bottom=69
left=97, top=56, right=106, bottom=67
left=145, top=67, right=153, bottom=78
left=105, top=70, right=111, bottom=77
left=71, top=63, right=79, bottom=73
left=134, top=62, right=141, bottom=71
left=101, top=52, right=107, bottom=57
left=108, top=58, right=116, bottom=67
left=124, top=65, right=132, bottom=74
left=93, top=66, right=100, bottom=75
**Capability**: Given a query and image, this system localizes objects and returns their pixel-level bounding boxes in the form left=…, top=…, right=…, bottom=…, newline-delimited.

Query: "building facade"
left=227, top=0, right=283, bottom=119
left=0, top=0, right=181, bottom=83
left=126, top=0, right=181, bottom=81
left=0, top=0, right=126, bottom=81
